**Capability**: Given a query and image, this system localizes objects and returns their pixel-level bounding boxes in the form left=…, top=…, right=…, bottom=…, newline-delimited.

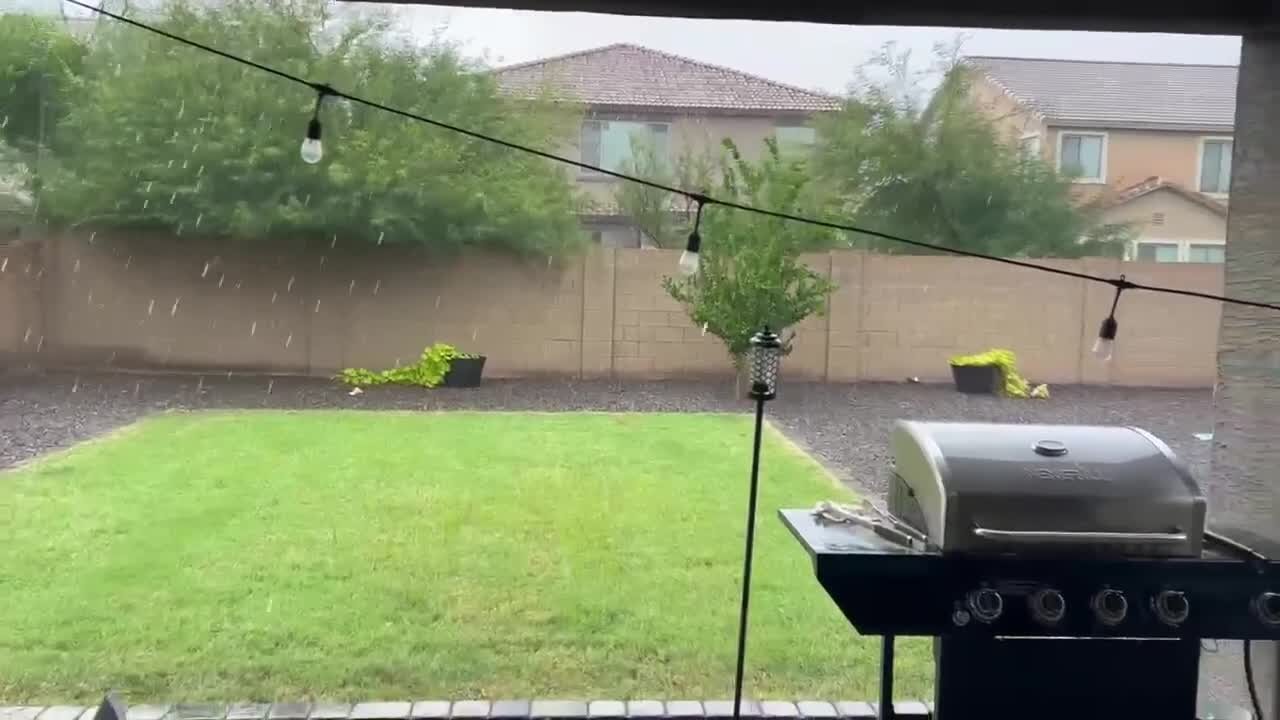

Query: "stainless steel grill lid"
left=887, top=421, right=1206, bottom=557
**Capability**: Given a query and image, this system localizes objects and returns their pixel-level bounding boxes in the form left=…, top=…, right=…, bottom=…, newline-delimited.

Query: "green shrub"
left=339, top=343, right=476, bottom=389
left=949, top=348, right=1048, bottom=399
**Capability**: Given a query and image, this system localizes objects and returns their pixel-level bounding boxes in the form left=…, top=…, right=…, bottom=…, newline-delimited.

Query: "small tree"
left=612, top=134, right=715, bottom=247
left=663, top=138, right=839, bottom=366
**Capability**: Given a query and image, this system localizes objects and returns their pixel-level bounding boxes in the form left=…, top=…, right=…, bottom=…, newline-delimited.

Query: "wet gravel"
left=0, top=371, right=1213, bottom=495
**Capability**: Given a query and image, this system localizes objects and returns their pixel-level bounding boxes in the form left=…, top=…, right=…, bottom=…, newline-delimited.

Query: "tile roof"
left=1103, top=176, right=1227, bottom=216
left=495, top=43, right=841, bottom=113
left=966, top=56, right=1237, bottom=132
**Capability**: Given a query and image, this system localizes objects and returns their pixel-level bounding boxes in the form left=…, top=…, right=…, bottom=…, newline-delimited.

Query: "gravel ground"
left=0, top=371, right=1213, bottom=495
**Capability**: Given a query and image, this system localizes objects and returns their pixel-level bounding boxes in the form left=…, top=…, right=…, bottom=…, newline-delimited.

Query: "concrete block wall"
left=0, top=234, right=1224, bottom=387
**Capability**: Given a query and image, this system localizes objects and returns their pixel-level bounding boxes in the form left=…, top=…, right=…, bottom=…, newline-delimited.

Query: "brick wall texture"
left=0, top=234, right=1224, bottom=387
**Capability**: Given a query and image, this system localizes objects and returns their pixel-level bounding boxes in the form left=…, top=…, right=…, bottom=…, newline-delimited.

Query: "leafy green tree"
left=36, top=0, right=584, bottom=255
left=815, top=43, right=1131, bottom=257
left=0, top=13, right=87, bottom=153
left=611, top=134, right=714, bottom=248
left=663, top=139, right=839, bottom=364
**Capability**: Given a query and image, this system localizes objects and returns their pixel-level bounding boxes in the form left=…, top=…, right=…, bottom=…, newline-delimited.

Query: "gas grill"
left=780, top=421, right=1280, bottom=720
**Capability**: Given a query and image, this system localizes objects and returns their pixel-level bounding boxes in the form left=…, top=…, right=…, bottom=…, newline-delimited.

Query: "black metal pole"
left=879, top=635, right=895, bottom=720
left=732, top=396, right=767, bottom=720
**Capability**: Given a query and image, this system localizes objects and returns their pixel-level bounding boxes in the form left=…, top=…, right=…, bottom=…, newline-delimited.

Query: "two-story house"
left=966, top=56, right=1236, bottom=263
left=495, top=43, right=840, bottom=247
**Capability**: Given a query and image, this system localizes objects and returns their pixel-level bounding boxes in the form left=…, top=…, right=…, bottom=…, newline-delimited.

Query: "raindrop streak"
left=0, top=257, right=6, bottom=272
left=267, top=379, right=274, bottom=395
left=167, top=160, right=174, bottom=169
left=548, top=256, right=553, bottom=268
left=171, top=298, right=181, bottom=317
left=271, top=292, right=278, bottom=304
left=35, top=336, right=44, bottom=352
left=250, top=321, right=257, bottom=336
left=331, top=235, right=337, bottom=249
left=227, top=370, right=233, bottom=380
left=177, top=223, right=185, bottom=236
left=197, top=165, right=204, bottom=177
left=701, top=322, right=708, bottom=337
left=71, top=377, right=80, bottom=394
left=287, top=276, right=296, bottom=292
left=217, top=274, right=226, bottom=289
left=134, top=382, right=141, bottom=398
left=169, top=192, right=177, bottom=205
left=23, top=327, right=31, bottom=343
left=107, top=351, right=116, bottom=365
left=182, top=160, right=188, bottom=169
left=197, top=377, right=204, bottom=393
left=142, top=199, right=150, bottom=210
left=147, top=299, right=155, bottom=316
left=285, top=334, right=293, bottom=348
left=202, top=262, right=210, bottom=278
left=303, top=194, right=311, bottom=207
left=88, top=231, right=97, bottom=244
left=377, top=231, right=385, bottom=245
left=145, top=181, right=153, bottom=194
left=176, top=100, right=185, bottom=119
left=235, top=282, right=241, bottom=290
left=372, top=280, right=381, bottom=295
left=87, top=291, right=93, bottom=306
left=319, top=256, right=326, bottom=268
left=195, top=213, right=203, bottom=228
left=0, top=116, right=6, bottom=129
left=435, top=296, right=441, bottom=309
left=125, top=256, right=132, bottom=270
left=472, top=328, right=478, bottom=341
left=314, top=300, right=322, bottom=313
left=73, top=259, right=80, bottom=273
left=348, top=280, right=356, bottom=295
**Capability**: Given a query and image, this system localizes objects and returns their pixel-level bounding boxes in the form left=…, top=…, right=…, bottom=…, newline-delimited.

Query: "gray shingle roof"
left=495, top=43, right=841, bottom=114
left=966, top=56, right=1237, bottom=132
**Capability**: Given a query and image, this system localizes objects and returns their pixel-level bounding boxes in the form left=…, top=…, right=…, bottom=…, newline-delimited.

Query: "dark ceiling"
left=353, top=0, right=1274, bottom=34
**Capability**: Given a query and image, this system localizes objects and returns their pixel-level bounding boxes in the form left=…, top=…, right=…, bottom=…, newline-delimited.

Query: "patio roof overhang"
left=341, top=0, right=1273, bottom=35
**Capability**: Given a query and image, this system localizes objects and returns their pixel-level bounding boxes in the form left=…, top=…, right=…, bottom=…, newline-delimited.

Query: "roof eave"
left=1044, top=118, right=1235, bottom=134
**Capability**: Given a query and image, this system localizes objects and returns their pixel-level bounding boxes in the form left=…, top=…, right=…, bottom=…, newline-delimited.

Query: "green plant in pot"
left=339, top=343, right=486, bottom=389
left=948, top=349, right=1048, bottom=398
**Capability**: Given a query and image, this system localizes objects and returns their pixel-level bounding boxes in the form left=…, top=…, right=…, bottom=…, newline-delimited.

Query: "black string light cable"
left=62, top=0, right=1280, bottom=322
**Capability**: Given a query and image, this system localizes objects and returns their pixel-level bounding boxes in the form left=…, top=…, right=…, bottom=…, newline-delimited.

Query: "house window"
left=580, top=120, right=670, bottom=173
left=1188, top=243, right=1226, bottom=264
left=1058, top=132, right=1106, bottom=182
left=1019, top=133, right=1041, bottom=159
left=1199, top=138, right=1232, bottom=194
left=775, top=125, right=817, bottom=155
left=1135, top=242, right=1180, bottom=263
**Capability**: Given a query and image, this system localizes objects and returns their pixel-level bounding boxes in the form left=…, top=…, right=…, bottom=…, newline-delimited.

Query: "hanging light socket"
left=300, top=85, right=330, bottom=164
left=1093, top=277, right=1130, bottom=362
left=678, top=199, right=706, bottom=276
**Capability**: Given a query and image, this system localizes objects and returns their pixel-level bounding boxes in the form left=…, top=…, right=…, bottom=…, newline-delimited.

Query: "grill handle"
left=972, top=527, right=1188, bottom=545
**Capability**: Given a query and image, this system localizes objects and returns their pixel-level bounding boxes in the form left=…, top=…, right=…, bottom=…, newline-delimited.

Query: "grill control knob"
left=967, top=588, right=1004, bottom=623
left=1092, top=589, right=1128, bottom=626
left=1154, top=591, right=1190, bottom=626
left=1253, top=592, right=1280, bottom=627
left=1029, top=588, right=1066, bottom=625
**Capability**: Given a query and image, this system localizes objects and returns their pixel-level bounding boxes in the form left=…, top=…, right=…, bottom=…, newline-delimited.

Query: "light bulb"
left=1092, top=336, right=1114, bottom=362
left=678, top=229, right=702, bottom=276
left=300, top=116, right=323, bottom=164
left=678, top=249, right=700, bottom=276
left=1093, top=315, right=1118, bottom=362
left=300, top=137, right=323, bottom=164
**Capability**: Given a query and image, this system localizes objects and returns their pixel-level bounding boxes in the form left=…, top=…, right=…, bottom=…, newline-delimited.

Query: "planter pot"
left=442, top=356, right=486, bottom=388
left=950, top=363, right=1001, bottom=394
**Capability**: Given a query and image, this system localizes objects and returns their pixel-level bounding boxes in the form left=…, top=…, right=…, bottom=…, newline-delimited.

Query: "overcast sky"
left=362, top=3, right=1241, bottom=93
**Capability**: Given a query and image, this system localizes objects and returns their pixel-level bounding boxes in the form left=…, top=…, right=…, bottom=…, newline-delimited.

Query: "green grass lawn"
left=0, top=411, right=931, bottom=703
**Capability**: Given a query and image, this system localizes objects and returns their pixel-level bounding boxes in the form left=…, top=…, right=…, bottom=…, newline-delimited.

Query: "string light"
left=1093, top=276, right=1132, bottom=362
left=679, top=198, right=706, bottom=277
left=53, top=0, right=1280, bottom=317
left=300, top=85, right=330, bottom=165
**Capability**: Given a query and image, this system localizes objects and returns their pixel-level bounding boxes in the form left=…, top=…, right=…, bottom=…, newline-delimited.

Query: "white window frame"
left=1129, top=237, right=1225, bottom=263
left=1196, top=136, right=1233, bottom=198
left=1056, top=130, right=1108, bottom=184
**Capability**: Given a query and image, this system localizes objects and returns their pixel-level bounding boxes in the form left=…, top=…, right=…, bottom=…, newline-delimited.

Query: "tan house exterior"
left=496, top=43, right=840, bottom=247
left=966, top=56, right=1235, bottom=263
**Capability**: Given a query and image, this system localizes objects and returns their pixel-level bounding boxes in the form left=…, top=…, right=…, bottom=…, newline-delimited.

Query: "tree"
left=663, top=138, right=839, bottom=364
left=612, top=134, right=714, bottom=248
left=0, top=13, right=88, bottom=209
left=815, top=42, right=1131, bottom=258
left=35, top=0, right=585, bottom=256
